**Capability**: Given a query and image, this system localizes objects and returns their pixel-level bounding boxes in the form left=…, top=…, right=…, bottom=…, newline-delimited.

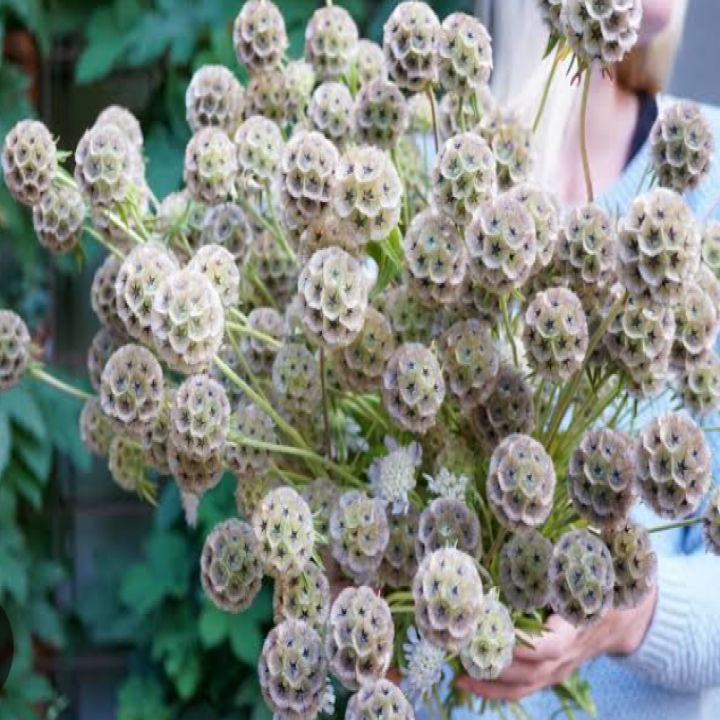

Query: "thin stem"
left=320, top=348, right=332, bottom=457
left=648, top=517, right=702, bottom=534
left=702, top=426, right=720, bottom=433
left=226, top=322, right=283, bottom=349
left=30, top=367, right=94, bottom=402
left=579, top=70, right=594, bottom=202
left=265, top=184, right=297, bottom=262
left=500, top=295, right=519, bottom=367
left=104, top=210, right=145, bottom=247
left=84, top=225, right=125, bottom=259
left=425, top=86, right=440, bottom=153
left=533, top=44, right=562, bottom=132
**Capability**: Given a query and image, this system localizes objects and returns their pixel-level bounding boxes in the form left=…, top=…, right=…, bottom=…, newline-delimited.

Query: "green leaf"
left=118, top=676, right=175, bottom=720
left=14, top=431, right=52, bottom=483
left=145, top=123, right=186, bottom=199
left=229, top=614, right=263, bottom=666
left=198, top=603, right=230, bottom=648
left=0, top=409, right=10, bottom=478
left=0, top=386, right=47, bottom=441
left=27, top=598, right=65, bottom=647
left=120, top=564, right=166, bottom=616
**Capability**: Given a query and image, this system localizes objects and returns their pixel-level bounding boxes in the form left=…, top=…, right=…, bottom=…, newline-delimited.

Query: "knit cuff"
left=615, top=557, right=690, bottom=681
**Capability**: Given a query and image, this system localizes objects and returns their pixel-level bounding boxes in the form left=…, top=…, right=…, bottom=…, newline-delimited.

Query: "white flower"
left=402, top=627, right=446, bottom=703
left=368, top=436, right=422, bottom=514
left=424, top=467, right=470, bottom=502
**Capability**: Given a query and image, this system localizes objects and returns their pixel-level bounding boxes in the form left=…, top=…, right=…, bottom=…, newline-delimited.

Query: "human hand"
left=456, top=586, right=657, bottom=702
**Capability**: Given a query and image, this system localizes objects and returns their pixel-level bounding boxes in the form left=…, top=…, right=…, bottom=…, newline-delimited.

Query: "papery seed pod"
left=383, top=2, right=440, bottom=92
left=2, top=120, right=57, bottom=206
left=354, top=79, right=409, bottom=150
left=549, top=529, right=615, bottom=627
left=252, top=486, right=315, bottom=578
left=677, top=350, right=720, bottom=416
left=211, top=341, right=251, bottom=406
left=701, top=220, right=720, bottom=279
left=201, top=202, right=254, bottom=268
left=0, top=310, right=31, bottom=391
left=284, top=60, right=316, bottom=126
left=79, top=398, right=113, bottom=457
left=243, top=230, right=299, bottom=310
left=385, top=285, right=435, bottom=345
left=170, top=374, right=230, bottom=461
left=186, top=65, right=244, bottom=134
left=201, top=519, right=263, bottom=613
left=356, top=39, right=386, bottom=87
left=439, top=88, right=497, bottom=141
left=537, top=0, right=563, bottom=33
left=32, top=184, right=85, bottom=255
left=703, top=487, right=720, bottom=555
left=240, top=307, right=286, bottom=376
left=412, top=547, right=483, bottom=652
left=244, top=68, right=290, bottom=125
left=561, top=0, right=642, bottom=68
left=470, top=365, right=534, bottom=451
left=259, top=619, right=327, bottom=720
left=155, top=190, right=206, bottom=256
left=305, top=5, right=359, bottom=81
left=108, top=434, right=147, bottom=493
left=476, top=108, right=534, bottom=190
left=568, top=429, right=637, bottom=529
left=168, top=439, right=224, bottom=504
left=603, top=520, right=657, bottom=610
left=441, top=318, right=500, bottom=410
left=233, top=0, right=287, bottom=73
left=460, top=592, right=515, bottom=680
left=332, top=145, right=402, bottom=245
left=141, top=389, right=174, bottom=475
left=499, top=530, right=553, bottom=613
left=636, top=411, right=712, bottom=519
left=115, top=242, right=179, bottom=344
left=650, top=100, right=714, bottom=194
left=87, top=328, right=123, bottom=392
left=273, top=561, right=330, bottom=630
left=487, top=433, right=556, bottom=530
left=618, top=188, right=700, bottom=307
left=91, top=255, right=125, bottom=334
left=426, top=467, right=470, bottom=504
left=437, top=12, right=493, bottom=97
left=188, top=244, right=240, bottom=309
left=383, top=342, right=445, bottom=434
left=368, top=437, right=422, bottom=515
left=378, top=506, right=421, bottom=589
left=226, top=401, right=276, bottom=478
left=297, top=247, right=370, bottom=348
left=95, top=106, right=143, bottom=151
left=297, top=211, right=359, bottom=266
left=151, top=269, right=225, bottom=374
left=272, top=342, right=322, bottom=416
left=308, top=82, right=354, bottom=147
left=416, top=497, right=480, bottom=561
left=184, top=127, right=238, bottom=206
left=234, top=115, right=284, bottom=192
left=407, top=93, right=434, bottom=134
left=100, top=344, right=164, bottom=438
left=236, top=474, right=281, bottom=519
left=346, top=679, right=415, bottom=720
left=402, top=627, right=446, bottom=702
left=465, top=193, right=537, bottom=294
left=523, top=287, right=589, bottom=381
left=330, top=490, right=389, bottom=581
left=326, top=586, right=394, bottom=690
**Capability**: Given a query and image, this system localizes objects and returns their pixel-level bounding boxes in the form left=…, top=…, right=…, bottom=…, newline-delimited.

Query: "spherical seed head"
left=466, top=193, right=538, bottom=293
left=236, top=474, right=281, bottom=519
left=95, top=105, right=143, bottom=150
left=568, top=429, right=637, bottom=529
left=426, top=467, right=471, bottom=504
left=243, top=230, right=299, bottom=310
left=244, top=68, right=290, bottom=125
left=346, top=680, right=415, bottom=720
left=476, top=109, right=534, bottom=190
left=403, top=209, right=468, bottom=306
left=186, top=65, right=244, bottom=134
left=297, top=247, right=370, bottom=348
left=305, top=5, right=359, bottom=80
left=499, top=530, right=553, bottom=613
left=703, top=487, right=720, bottom=555
left=537, top=0, right=563, bottom=33
left=79, top=398, right=113, bottom=457
left=413, top=547, right=483, bottom=652
left=226, top=400, right=276, bottom=477
left=416, top=497, right=481, bottom=561
left=329, top=490, right=389, bottom=580
left=383, top=2, right=440, bottom=92
left=2, top=120, right=57, bottom=206
left=273, top=561, right=330, bottom=630
left=385, top=285, right=435, bottom=345
left=368, top=437, right=422, bottom=515
left=523, top=287, right=589, bottom=381
left=201, top=518, right=263, bottom=613
left=233, top=0, right=287, bottom=73
left=701, top=220, right=720, bottom=279
left=170, top=374, right=230, bottom=461
left=87, top=328, right=123, bottom=392
left=301, top=477, right=339, bottom=545
left=284, top=60, right=316, bottom=126
left=184, top=127, right=238, bottom=206
left=100, top=344, right=164, bottom=438
left=383, top=342, right=446, bottom=434
left=460, top=593, right=515, bottom=680
left=677, top=350, right=720, bottom=416
left=115, top=242, right=179, bottom=344
left=636, top=411, right=711, bottom=519
left=155, top=190, right=206, bottom=255
left=432, top=132, right=497, bottom=226
left=271, top=342, right=322, bottom=416
left=252, top=486, right=315, bottom=578
left=441, top=318, right=500, bottom=410
left=437, top=12, right=493, bottom=97
left=234, top=115, right=284, bottom=192
left=603, top=520, right=657, bottom=610
left=259, top=619, right=327, bottom=720
left=108, top=434, right=146, bottom=492
left=32, top=184, right=84, bottom=255
left=378, top=506, right=421, bottom=589
left=402, top=627, right=446, bottom=702
left=618, top=188, right=700, bottom=306
left=356, top=39, right=386, bottom=87
left=354, top=79, right=409, bottom=150
left=240, top=307, right=286, bottom=376
left=308, top=82, right=354, bottom=147
left=188, top=244, right=240, bottom=309
left=549, top=529, right=615, bottom=626
left=439, top=88, right=497, bottom=141
left=201, top=202, right=254, bottom=267
left=0, top=310, right=31, bottom=390
left=407, top=93, right=434, bottom=133
left=151, top=269, right=225, bottom=374
left=298, top=212, right=359, bottom=268
left=508, top=184, right=560, bottom=274
left=140, top=389, right=173, bottom=474
left=90, top=255, right=125, bottom=334
left=326, top=586, right=394, bottom=690
left=650, top=101, right=714, bottom=193
left=168, top=439, right=224, bottom=500
left=561, top=0, right=643, bottom=68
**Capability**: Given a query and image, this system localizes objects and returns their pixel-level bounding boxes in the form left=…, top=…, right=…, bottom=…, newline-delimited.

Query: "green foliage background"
left=0, top=0, right=469, bottom=717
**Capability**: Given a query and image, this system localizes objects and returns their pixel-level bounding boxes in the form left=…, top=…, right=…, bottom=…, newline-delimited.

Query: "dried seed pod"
left=476, top=109, right=534, bottom=190
left=87, top=328, right=123, bottom=392
left=90, top=255, right=126, bottom=335
left=284, top=60, right=316, bottom=126
left=2, top=120, right=57, bottom=206
left=308, top=82, right=354, bottom=147
left=226, top=401, right=276, bottom=479
left=236, top=474, right=281, bottom=519
left=186, top=65, right=244, bottom=134
left=437, top=12, right=493, bottom=97
left=95, top=106, right=143, bottom=151
left=297, top=211, right=359, bottom=266
left=703, top=487, right=720, bottom=555
left=508, top=184, right=560, bottom=274
left=378, top=506, right=421, bottom=589
left=273, top=561, right=330, bottom=630
left=0, top=310, right=31, bottom=390
left=346, top=680, right=415, bottom=720
left=184, top=127, right=238, bottom=206
left=168, top=439, right=224, bottom=503
left=234, top=115, right=284, bottom=192
left=244, top=68, right=290, bottom=125
left=385, top=286, right=435, bottom=345
left=32, top=184, right=85, bottom=255
left=79, top=398, right=113, bottom=457
left=240, top=307, right=286, bottom=376
left=187, top=244, right=240, bottom=309
left=499, top=530, right=553, bottom=613
left=305, top=5, right=359, bottom=80
left=354, top=79, right=409, bottom=150
left=155, top=190, right=206, bottom=256
left=141, top=390, right=174, bottom=475
left=271, top=342, right=322, bottom=416
left=108, top=434, right=147, bottom=494
left=356, top=39, right=386, bottom=87
left=701, top=219, right=720, bottom=279
left=537, top=0, right=563, bottom=33
left=368, top=437, right=422, bottom=515
left=416, top=497, right=480, bottom=561
left=233, top=0, right=287, bottom=73
left=677, top=350, right=720, bottom=416
left=439, top=88, right=496, bottom=141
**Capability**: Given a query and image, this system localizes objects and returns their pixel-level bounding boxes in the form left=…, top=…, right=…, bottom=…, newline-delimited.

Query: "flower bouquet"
left=2, top=1, right=720, bottom=719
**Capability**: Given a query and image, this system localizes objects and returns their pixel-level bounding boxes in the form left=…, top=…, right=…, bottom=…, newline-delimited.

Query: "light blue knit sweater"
left=437, top=98, right=720, bottom=720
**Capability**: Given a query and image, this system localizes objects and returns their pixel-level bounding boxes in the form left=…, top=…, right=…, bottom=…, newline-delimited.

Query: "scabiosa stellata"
left=0, top=310, right=31, bottom=391
left=703, top=487, right=720, bottom=555
left=32, top=184, right=85, bottom=255
left=308, top=82, right=355, bottom=147
left=508, top=183, right=560, bottom=274
left=677, top=350, right=720, bottom=416
left=271, top=342, right=322, bottom=417
left=273, top=561, right=330, bottom=631
left=476, top=108, right=534, bottom=190
left=354, top=79, right=409, bottom=150
left=416, top=497, right=480, bottom=560
left=188, top=244, right=241, bottom=309
left=184, top=127, right=238, bottom=206
left=305, top=5, right=359, bottom=81
left=499, top=530, right=553, bottom=613
left=185, top=65, right=244, bottom=134
left=437, top=12, right=493, bottom=97
left=368, top=436, right=422, bottom=514
left=356, top=39, right=386, bottom=87
left=346, top=680, right=415, bottom=720
left=79, top=398, right=114, bottom=457
left=379, top=506, right=421, bottom=589
left=234, top=115, right=284, bottom=192
left=233, top=0, right=287, bottom=73
left=402, top=627, right=446, bottom=702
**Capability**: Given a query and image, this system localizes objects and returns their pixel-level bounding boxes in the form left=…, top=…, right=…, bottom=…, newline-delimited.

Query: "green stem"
left=265, top=184, right=297, bottom=262
left=30, top=367, right=94, bottom=402
left=104, top=210, right=145, bottom=246
left=533, top=44, right=562, bottom=132
left=84, top=225, right=125, bottom=259
left=226, top=322, right=283, bottom=349
left=579, top=70, right=594, bottom=202
left=500, top=295, right=519, bottom=367
left=648, top=517, right=702, bottom=534
left=319, top=348, right=332, bottom=457
left=426, top=86, right=440, bottom=153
